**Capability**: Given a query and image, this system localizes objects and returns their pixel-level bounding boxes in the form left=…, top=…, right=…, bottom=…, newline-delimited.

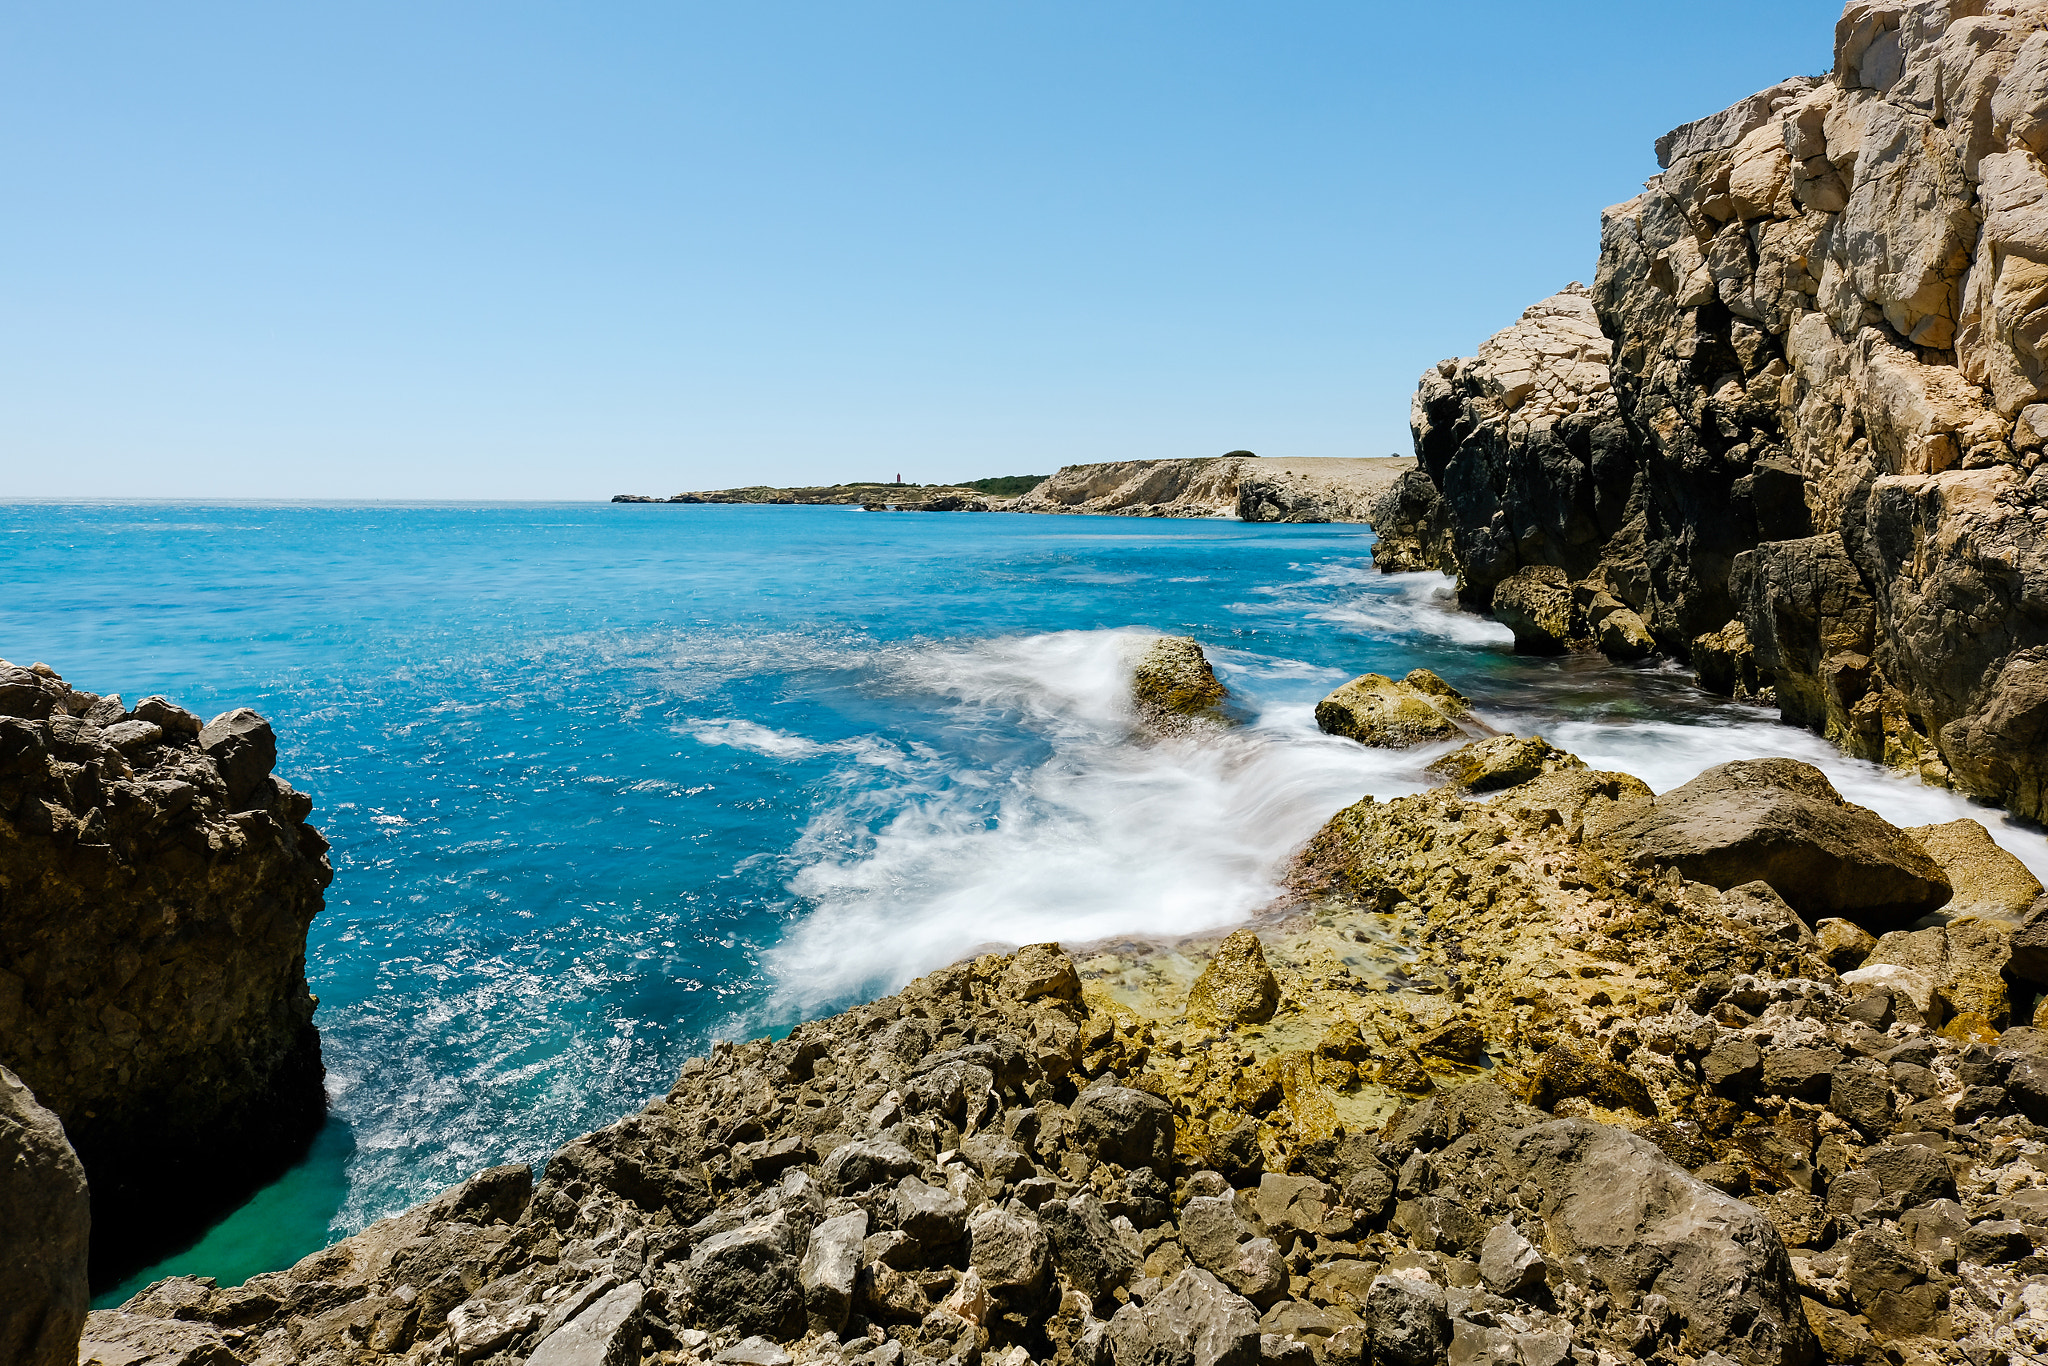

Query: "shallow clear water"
left=1, top=501, right=2038, bottom=1304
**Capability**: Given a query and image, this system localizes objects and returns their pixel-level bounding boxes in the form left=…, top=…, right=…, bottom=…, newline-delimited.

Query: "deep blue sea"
left=4, top=501, right=2040, bottom=1304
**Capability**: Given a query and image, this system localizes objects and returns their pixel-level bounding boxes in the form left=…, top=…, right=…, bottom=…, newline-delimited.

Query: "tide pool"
left=1, top=501, right=2036, bottom=1301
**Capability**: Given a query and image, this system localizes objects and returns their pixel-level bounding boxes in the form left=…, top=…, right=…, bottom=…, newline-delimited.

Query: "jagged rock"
left=1131, top=637, right=1228, bottom=729
left=1005, top=942, right=1083, bottom=1003
left=77, top=1312, right=238, bottom=1366
left=527, top=1282, right=645, bottom=1366
left=1312, top=670, right=1471, bottom=748
left=0, top=661, right=330, bottom=1280
left=1363, top=1275, right=1450, bottom=1366
left=969, top=1204, right=1050, bottom=1301
left=1425, top=734, right=1584, bottom=793
left=1041, top=1194, right=1138, bottom=1301
left=1479, top=1221, right=1545, bottom=1296
left=1491, top=566, right=1580, bottom=653
left=894, top=1177, right=968, bottom=1246
left=2012, top=892, right=2048, bottom=984
left=688, top=1211, right=805, bottom=1338
left=1105, top=1267, right=1261, bottom=1366
left=824, top=1138, right=920, bottom=1192
left=1, top=1066, right=87, bottom=1366
left=1185, top=930, right=1279, bottom=1028
left=1600, top=758, right=1951, bottom=928
left=800, top=1210, right=867, bottom=1332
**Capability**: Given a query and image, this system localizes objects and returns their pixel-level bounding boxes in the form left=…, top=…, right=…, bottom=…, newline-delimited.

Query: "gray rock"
left=198, top=707, right=278, bottom=806
left=1865, top=1144, right=1955, bottom=1207
left=892, top=1176, right=967, bottom=1245
left=1601, top=759, right=1952, bottom=928
left=1179, top=1194, right=1254, bottom=1273
left=688, top=1211, right=804, bottom=1339
left=76, top=1311, right=237, bottom=1366
left=1364, top=1274, right=1450, bottom=1366
left=1479, top=1221, right=1545, bottom=1296
left=527, top=1281, right=645, bottom=1366
left=1500, top=1117, right=1812, bottom=1364
left=131, top=694, right=202, bottom=736
left=1828, top=1059, right=1896, bottom=1139
left=1250, top=1174, right=1330, bottom=1239
left=798, top=1210, right=866, bottom=1332
left=716, top=1337, right=794, bottom=1366
left=1, top=1067, right=88, bottom=1366
left=1042, top=1193, right=1139, bottom=1301
left=821, top=1138, right=920, bottom=1192
left=1960, top=1220, right=2032, bottom=1264
left=1072, top=1085, right=1174, bottom=1171
left=1761, top=1046, right=1840, bottom=1100
left=1105, top=1267, right=1261, bottom=1366
left=98, top=719, right=162, bottom=753
left=969, top=1203, right=1050, bottom=1300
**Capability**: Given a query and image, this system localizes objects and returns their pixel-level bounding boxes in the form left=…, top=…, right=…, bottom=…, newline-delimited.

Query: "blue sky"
left=3, top=2, right=1839, bottom=498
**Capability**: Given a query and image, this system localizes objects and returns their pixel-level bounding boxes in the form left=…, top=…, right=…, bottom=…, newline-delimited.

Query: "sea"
left=3, top=500, right=2042, bottom=1304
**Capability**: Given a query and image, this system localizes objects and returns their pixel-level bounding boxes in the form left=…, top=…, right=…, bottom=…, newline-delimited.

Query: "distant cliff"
left=0, top=661, right=330, bottom=1282
left=1377, top=0, right=2048, bottom=827
left=1012, top=456, right=1413, bottom=522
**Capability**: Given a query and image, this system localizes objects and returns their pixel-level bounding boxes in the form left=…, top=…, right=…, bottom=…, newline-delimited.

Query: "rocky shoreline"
left=74, top=641, right=2048, bottom=1366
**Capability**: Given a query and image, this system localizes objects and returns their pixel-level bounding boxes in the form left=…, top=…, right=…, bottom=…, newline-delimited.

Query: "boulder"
left=2010, top=893, right=2048, bottom=985
left=1501, top=1118, right=1812, bottom=1365
left=1185, top=931, right=1280, bottom=1028
left=197, top=707, right=278, bottom=808
left=893, top=1176, right=969, bottom=1245
left=1424, top=734, right=1584, bottom=793
left=968, top=1204, right=1050, bottom=1301
left=1003, top=943, right=1082, bottom=1003
left=1040, top=1193, right=1139, bottom=1300
left=688, top=1211, right=805, bottom=1339
left=527, top=1282, right=645, bottom=1366
left=77, top=1313, right=237, bottom=1366
left=1363, top=1275, right=1450, bottom=1366
left=1815, top=918, right=1877, bottom=971
left=1313, top=671, right=1470, bottom=748
left=1479, top=1222, right=1545, bottom=1296
left=799, top=1210, right=866, bottom=1332
left=822, top=1138, right=920, bottom=1192
left=1491, top=567, right=1578, bottom=653
left=1105, top=1267, right=1260, bottom=1366
left=0, top=1067, right=88, bottom=1366
left=1600, top=759, right=1951, bottom=929
left=1904, top=819, right=2042, bottom=923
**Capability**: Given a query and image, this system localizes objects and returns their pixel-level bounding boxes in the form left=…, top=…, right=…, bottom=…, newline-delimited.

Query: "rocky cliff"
left=1, top=1064, right=89, bottom=1366
left=0, top=660, right=332, bottom=1282
left=86, top=713, right=2048, bottom=1365
left=1376, top=1, right=2048, bottom=825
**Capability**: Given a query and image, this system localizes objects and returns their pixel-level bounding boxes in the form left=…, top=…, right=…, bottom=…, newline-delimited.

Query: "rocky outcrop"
left=1383, top=3, right=2048, bottom=826
left=1, top=1065, right=88, bottom=1366
left=614, top=483, right=1007, bottom=508
left=1312, top=669, right=1480, bottom=748
left=1128, top=638, right=1230, bottom=734
left=0, top=660, right=330, bottom=1282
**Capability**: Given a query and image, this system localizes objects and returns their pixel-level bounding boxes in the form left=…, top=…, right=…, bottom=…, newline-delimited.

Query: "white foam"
left=758, top=630, right=1429, bottom=1014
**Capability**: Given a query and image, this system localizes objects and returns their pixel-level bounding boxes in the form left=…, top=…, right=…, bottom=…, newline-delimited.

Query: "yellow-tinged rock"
left=1185, top=929, right=1280, bottom=1027
left=1313, top=672, right=1470, bottom=748
left=1905, top=819, right=2043, bottom=924
left=1131, top=636, right=1228, bottom=726
left=1275, top=1051, right=1340, bottom=1141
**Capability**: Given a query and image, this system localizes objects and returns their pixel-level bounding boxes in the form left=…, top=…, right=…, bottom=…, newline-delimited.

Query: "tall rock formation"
left=0, top=660, right=331, bottom=1282
left=1380, top=1, right=2048, bottom=826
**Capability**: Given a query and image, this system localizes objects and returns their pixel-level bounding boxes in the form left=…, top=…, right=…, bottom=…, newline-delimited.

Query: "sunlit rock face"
left=0, top=659, right=331, bottom=1282
left=1380, top=2, right=2048, bottom=826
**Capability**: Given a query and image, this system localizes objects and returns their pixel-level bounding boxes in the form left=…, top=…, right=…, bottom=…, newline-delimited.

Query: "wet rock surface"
left=0, top=660, right=330, bottom=1284
left=1312, top=670, right=1479, bottom=749
left=1373, top=4, right=2048, bottom=828
left=89, top=734, right=2048, bottom=1366
left=1129, top=638, right=1230, bottom=734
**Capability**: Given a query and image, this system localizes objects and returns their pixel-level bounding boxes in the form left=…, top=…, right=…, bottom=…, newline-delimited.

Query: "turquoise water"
left=2, top=501, right=2039, bottom=1303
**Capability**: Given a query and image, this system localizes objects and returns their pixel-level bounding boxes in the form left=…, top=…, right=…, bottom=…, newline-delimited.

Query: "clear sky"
left=3, top=2, right=1840, bottom=499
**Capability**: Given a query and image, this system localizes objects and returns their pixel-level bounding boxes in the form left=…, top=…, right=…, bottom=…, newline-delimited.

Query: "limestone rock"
left=1071, top=1085, right=1175, bottom=1170
left=0, top=1066, right=88, bottom=1366
left=1185, top=930, right=1280, bottom=1028
left=528, top=1282, right=645, bottom=1366
left=0, top=661, right=330, bottom=1280
left=1601, top=758, right=1951, bottom=929
left=1904, top=819, right=2044, bottom=923
left=800, top=1210, right=867, bottom=1332
left=1105, top=1267, right=1261, bottom=1366
left=1491, top=566, right=1581, bottom=654
left=1425, top=734, right=1584, bottom=793
left=1131, top=637, right=1229, bottom=729
left=1313, top=670, right=1472, bottom=748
